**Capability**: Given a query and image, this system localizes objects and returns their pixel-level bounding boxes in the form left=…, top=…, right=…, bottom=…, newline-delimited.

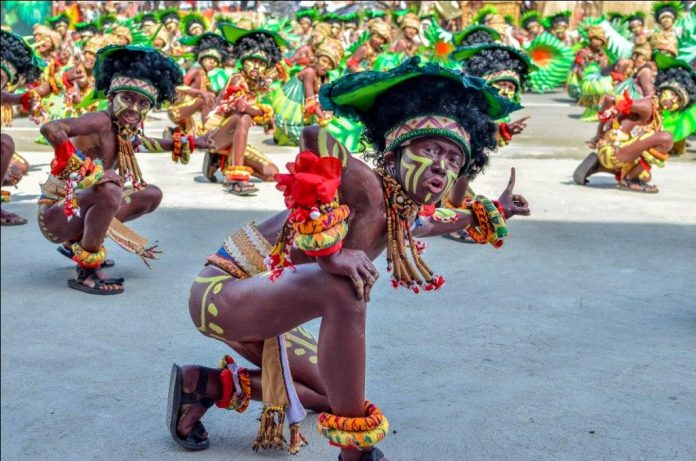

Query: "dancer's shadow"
left=561, top=175, right=617, bottom=189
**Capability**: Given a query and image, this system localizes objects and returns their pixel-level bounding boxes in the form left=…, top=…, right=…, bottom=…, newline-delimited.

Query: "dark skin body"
left=173, top=58, right=219, bottom=125
left=390, top=27, right=419, bottom=56
left=40, top=90, right=209, bottom=291
left=584, top=92, right=677, bottom=186
left=207, top=64, right=279, bottom=188
left=298, top=55, right=333, bottom=119
left=347, top=34, right=387, bottom=72
left=177, top=127, right=530, bottom=461
left=1, top=69, right=48, bottom=224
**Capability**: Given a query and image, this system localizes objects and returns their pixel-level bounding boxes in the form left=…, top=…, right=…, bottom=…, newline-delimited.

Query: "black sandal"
left=67, top=267, right=124, bottom=295
left=167, top=364, right=215, bottom=451
left=225, top=181, right=258, bottom=196
left=617, top=178, right=658, bottom=193
left=573, top=152, right=599, bottom=185
left=338, top=448, right=385, bottom=461
left=0, top=212, right=27, bottom=226
left=202, top=152, right=218, bottom=183
left=58, top=245, right=115, bottom=268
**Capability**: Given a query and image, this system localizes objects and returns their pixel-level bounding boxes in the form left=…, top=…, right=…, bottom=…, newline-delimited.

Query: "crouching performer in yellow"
left=203, top=25, right=288, bottom=195
left=39, top=45, right=209, bottom=294
left=574, top=53, right=696, bottom=193
left=167, top=58, right=531, bottom=460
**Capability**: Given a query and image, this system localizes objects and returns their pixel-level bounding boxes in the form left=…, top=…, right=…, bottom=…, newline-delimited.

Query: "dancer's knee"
left=93, top=181, right=122, bottom=211
left=1, top=134, right=14, bottom=158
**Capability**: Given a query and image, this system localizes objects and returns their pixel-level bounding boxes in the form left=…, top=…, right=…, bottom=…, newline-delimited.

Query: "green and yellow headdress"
left=94, top=45, right=183, bottom=106
left=651, top=1, right=683, bottom=22
left=75, top=21, right=99, bottom=37
left=97, top=13, right=118, bottom=32
left=626, top=11, right=646, bottom=26
left=157, top=8, right=181, bottom=26
left=365, top=10, right=387, bottom=21
left=473, top=5, right=499, bottom=25
left=179, top=32, right=229, bottom=63
left=520, top=10, right=541, bottom=29
left=452, top=25, right=501, bottom=46
left=655, top=52, right=696, bottom=108
left=181, top=12, right=208, bottom=36
left=295, top=8, right=318, bottom=23
left=543, top=10, right=571, bottom=30
left=218, top=24, right=289, bottom=50
left=319, top=56, right=519, bottom=144
left=451, top=43, right=538, bottom=100
left=47, top=13, right=71, bottom=30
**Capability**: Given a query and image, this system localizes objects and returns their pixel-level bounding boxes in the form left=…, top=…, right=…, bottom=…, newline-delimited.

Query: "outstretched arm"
left=413, top=168, right=530, bottom=238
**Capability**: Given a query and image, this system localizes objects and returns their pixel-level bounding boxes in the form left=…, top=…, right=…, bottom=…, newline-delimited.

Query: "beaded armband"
left=317, top=401, right=389, bottom=450
left=171, top=127, right=194, bottom=164
left=51, top=140, right=105, bottom=220
left=498, top=123, right=512, bottom=146
left=464, top=195, right=508, bottom=248
left=266, top=152, right=348, bottom=280
left=20, top=90, right=47, bottom=125
left=252, top=103, right=273, bottom=126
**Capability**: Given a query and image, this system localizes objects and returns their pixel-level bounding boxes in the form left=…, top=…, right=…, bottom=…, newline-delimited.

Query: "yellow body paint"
left=286, top=326, right=319, bottom=365
left=193, top=274, right=232, bottom=333
left=401, top=147, right=433, bottom=196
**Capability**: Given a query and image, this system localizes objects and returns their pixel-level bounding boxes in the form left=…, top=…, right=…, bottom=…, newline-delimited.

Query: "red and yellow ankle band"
left=224, top=165, right=253, bottom=182
left=71, top=242, right=107, bottom=269
left=317, top=401, right=389, bottom=450
left=215, top=355, right=251, bottom=413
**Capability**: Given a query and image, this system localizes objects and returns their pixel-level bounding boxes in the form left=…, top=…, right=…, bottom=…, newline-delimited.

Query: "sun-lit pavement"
left=2, top=91, right=696, bottom=460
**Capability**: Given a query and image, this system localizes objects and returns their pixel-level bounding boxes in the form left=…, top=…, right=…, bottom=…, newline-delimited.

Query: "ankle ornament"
left=71, top=242, right=107, bottom=268
left=317, top=401, right=389, bottom=450
left=215, top=355, right=251, bottom=413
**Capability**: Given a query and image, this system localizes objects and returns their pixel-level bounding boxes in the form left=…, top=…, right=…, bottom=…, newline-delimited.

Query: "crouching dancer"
left=574, top=53, right=696, bottom=193
left=39, top=45, right=207, bottom=294
left=1, top=30, right=46, bottom=225
left=167, top=58, right=531, bottom=460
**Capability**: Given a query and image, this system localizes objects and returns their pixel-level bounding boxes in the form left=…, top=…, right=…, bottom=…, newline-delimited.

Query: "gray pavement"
left=2, top=91, right=696, bottom=460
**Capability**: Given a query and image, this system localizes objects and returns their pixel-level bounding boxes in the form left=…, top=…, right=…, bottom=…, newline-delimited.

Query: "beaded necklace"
left=375, top=167, right=444, bottom=293
left=112, top=119, right=147, bottom=190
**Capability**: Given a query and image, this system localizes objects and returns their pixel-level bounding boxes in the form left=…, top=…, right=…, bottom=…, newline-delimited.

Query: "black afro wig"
left=95, top=48, right=182, bottom=107
left=0, top=31, right=42, bottom=84
left=231, top=33, right=282, bottom=66
left=464, top=48, right=531, bottom=90
left=360, top=76, right=498, bottom=180
left=460, top=30, right=496, bottom=47
left=193, top=34, right=232, bottom=63
left=655, top=67, right=696, bottom=109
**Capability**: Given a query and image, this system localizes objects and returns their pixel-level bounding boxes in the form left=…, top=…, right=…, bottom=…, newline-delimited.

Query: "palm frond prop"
left=525, top=32, right=575, bottom=93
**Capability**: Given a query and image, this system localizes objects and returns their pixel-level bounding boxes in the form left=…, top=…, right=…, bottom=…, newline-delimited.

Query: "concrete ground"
left=2, top=91, right=696, bottom=460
